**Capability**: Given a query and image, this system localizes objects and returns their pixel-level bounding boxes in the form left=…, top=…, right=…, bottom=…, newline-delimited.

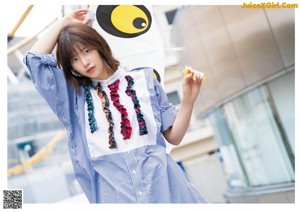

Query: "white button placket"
left=123, top=150, right=149, bottom=203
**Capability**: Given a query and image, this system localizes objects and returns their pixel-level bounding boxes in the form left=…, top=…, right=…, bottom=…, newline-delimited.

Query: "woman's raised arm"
left=30, top=9, right=90, bottom=54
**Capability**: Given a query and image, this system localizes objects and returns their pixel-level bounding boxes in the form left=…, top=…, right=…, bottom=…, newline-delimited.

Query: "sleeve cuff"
left=25, top=51, right=57, bottom=66
left=160, top=105, right=177, bottom=132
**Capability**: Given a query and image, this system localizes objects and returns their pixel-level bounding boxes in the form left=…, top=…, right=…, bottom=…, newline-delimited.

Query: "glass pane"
left=222, top=86, right=294, bottom=186
left=267, top=71, right=295, bottom=154
left=208, top=109, right=248, bottom=188
left=166, top=91, right=181, bottom=105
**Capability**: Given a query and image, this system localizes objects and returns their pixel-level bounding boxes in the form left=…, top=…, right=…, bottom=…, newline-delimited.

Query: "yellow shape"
left=182, top=65, right=206, bottom=80
left=111, top=5, right=149, bottom=34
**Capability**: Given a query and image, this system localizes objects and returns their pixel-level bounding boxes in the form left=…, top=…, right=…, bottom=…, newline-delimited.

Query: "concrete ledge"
left=223, top=183, right=295, bottom=203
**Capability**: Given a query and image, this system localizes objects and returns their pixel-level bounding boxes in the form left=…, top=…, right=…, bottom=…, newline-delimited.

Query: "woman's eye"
left=71, top=57, right=78, bottom=63
left=84, top=49, right=90, bottom=54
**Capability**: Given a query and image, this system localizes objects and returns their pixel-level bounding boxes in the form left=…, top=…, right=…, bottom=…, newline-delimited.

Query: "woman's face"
left=70, top=43, right=111, bottom=80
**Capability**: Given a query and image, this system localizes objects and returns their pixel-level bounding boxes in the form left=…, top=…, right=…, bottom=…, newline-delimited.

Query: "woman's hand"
left=63, top=9, right=92, bottom=26
left=182, top=67, right=203, bottom=104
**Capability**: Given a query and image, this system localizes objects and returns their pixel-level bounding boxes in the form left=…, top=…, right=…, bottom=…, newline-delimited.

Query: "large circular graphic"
left=96, top=5, right=152, bottom=38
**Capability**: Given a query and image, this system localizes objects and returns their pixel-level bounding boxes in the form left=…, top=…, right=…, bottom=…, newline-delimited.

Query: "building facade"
left=160, top=5, right=295, bottom=203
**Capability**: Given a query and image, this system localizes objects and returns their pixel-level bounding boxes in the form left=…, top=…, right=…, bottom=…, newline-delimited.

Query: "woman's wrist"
left=60, top=16, right=73, bottom=28
left=182, top=94, right=196, bottom=105
left=180, top=98, right=195, bottom=109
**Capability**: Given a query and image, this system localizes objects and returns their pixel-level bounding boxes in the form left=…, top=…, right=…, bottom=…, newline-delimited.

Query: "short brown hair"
left=56, top=22, right=120, bottom=93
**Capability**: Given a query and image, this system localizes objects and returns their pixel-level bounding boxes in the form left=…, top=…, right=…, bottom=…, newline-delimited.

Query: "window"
left=165, top=9, right=178, bottom=25
left=208, top=73, right=295, bottom=188
left=167, top=90, right=181, bottom=106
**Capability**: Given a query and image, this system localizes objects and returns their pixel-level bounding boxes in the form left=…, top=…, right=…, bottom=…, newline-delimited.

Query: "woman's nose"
left=81, top=57, right=90, bottom=67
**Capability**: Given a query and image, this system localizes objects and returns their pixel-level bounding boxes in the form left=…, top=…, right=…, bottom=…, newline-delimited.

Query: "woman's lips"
left=87, top=66, right=95, bottom=73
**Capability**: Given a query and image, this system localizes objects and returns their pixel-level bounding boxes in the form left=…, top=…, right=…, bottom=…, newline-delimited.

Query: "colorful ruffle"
left=83, top=85, right=98, bottom=133
left=96, top=83, right=117, bottom=149
left=125, top=75, right=148, bottom=136
left=108, top=79, right=132, bottom=140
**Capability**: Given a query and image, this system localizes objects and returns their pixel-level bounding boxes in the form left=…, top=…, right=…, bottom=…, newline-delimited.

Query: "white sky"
left=7, top=5, right=62, bottom=38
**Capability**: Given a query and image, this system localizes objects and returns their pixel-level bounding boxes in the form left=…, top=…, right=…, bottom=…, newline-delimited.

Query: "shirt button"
left=132, top=170, right=136, bottom=175
left=139, top=191, right=143, bottom=195
left=127, top=151, right=130, bottom=154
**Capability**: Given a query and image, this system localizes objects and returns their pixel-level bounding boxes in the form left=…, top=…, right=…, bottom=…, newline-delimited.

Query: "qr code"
left=3, top=190, right=22, bottom=209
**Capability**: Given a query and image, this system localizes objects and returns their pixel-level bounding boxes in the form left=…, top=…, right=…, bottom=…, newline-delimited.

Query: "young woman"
left=24, top=9, right=206, bottom=203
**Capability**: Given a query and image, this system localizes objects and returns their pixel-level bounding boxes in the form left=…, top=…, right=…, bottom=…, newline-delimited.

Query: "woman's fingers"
left=83, top=11, right=95, bottom=25
left=74, top=9, right=89, bottom=14
left=188, top=69, right=200, bottom=82
left=182, top=66, right=204, bottom=85
left=72, top=9, right=89, bottom=21
left=190, top=70, right=200, bottom=85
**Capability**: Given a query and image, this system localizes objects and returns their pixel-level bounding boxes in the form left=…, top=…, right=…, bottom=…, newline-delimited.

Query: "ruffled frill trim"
left=108, top=79, right=132, bottom=140
left=125, top=75, right=148, bottom=136
left=83, top=85, right=98, bottom=133
left=84, top=75, right=148, bottom=149
left=96, top=83, right=117, bottom=149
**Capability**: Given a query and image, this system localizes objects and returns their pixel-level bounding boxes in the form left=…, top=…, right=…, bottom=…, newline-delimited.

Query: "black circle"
left=133, top=17, right=147, bottom=29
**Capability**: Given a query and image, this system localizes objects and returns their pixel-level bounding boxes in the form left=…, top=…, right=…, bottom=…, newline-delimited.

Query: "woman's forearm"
left=163, top=67, right=203, bottom=146
left=30, top=9, right=90, bottom=54
left=30, top=17, right=70, bottom=54
left=163, top=100, right=194, bottom=145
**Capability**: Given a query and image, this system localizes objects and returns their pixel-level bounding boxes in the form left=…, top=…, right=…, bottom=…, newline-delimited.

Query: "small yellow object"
left=182, top=65, right=192, bottom=75
left=201, top=73, right=206, bottom=80
left=182, top=65, right=205, bottom=80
